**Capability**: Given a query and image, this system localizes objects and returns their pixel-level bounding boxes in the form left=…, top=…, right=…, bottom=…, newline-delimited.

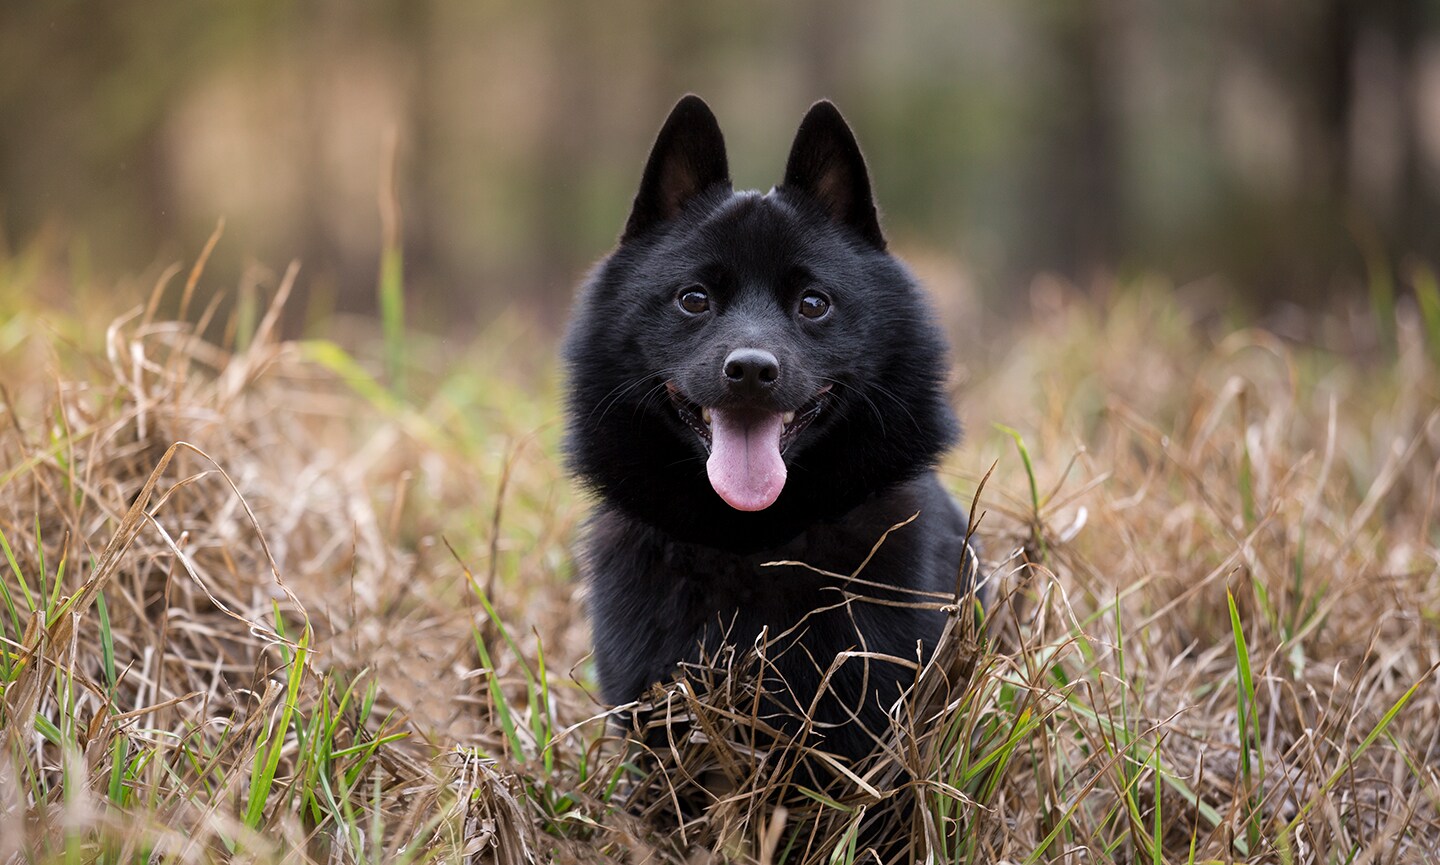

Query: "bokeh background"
left=4, top=1, right=1439, bottom=327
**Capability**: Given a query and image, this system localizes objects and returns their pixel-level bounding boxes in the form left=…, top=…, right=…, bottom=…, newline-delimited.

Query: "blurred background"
left=3, top=0, right=1439, bottom=329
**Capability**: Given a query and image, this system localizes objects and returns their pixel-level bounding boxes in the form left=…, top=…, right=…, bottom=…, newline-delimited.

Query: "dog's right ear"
left=623, top=95, right=730, bottom=242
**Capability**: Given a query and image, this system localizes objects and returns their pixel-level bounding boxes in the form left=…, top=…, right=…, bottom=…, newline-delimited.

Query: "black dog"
left=563, top=95, right=976, bottom=764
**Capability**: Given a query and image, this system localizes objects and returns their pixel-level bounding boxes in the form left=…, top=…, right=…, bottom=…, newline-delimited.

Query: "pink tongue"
left=706, top=407, right=787, bottom=511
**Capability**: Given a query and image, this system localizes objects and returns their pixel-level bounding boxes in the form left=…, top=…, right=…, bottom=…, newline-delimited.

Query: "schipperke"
left=563, top=95, right=978, bottom=765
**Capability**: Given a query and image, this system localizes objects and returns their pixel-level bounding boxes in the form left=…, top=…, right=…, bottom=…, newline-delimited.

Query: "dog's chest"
left=662, top=541, right=818, bottom=609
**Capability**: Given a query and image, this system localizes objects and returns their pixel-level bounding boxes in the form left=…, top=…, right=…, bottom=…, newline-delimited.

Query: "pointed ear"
left=781, top=100, right=885, bottom=249
left=623, top=95, right=730, bottom=241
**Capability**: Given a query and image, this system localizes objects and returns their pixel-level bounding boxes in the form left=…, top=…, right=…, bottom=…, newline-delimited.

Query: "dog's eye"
left=677, top=287, right=710, bottom=315
left=798, top=291, right=831, bottom=320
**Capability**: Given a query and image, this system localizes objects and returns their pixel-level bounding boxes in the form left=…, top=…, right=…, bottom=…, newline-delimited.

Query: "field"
left=2, top=235, right=1438, bottom=864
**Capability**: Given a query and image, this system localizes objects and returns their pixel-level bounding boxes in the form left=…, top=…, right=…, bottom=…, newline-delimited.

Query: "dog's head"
left=564, top=96, right=957, bottom=538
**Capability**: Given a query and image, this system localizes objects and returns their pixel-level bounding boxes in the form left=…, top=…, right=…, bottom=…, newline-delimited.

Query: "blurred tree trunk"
left=1317, top=0, right=1435, bottom=292
left=800, top=0, right=856, bottom=98
left=298, top=2, right=344, bottom=309
left=404, top=0, right=440, bottom=313
left=1384, top=1, right=1438, bottom=266
left=1318, top=0, right=1357, bottom=201
left=1030, top=1, right=1122, bottom=286
left=533, top=1, right=601, bottom=308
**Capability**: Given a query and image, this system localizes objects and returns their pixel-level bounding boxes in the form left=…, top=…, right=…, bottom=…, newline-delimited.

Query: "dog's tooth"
left=782, top=411, right=795, bottom=425
left=701, top=407, right=712, bottom=425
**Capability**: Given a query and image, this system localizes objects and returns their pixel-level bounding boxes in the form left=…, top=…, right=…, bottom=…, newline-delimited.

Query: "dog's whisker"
left=590, top=370, right=664, bottom=427
left=822, top=376, right=889, bottom=437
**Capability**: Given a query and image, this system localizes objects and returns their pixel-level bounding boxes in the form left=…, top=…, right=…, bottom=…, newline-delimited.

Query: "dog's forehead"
left=702, top=190, right=796, bottom=234
left=690, top=190, right=814, bottom=273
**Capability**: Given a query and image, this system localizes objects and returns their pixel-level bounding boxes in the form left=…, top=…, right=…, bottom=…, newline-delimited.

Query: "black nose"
left=722, top=347, right=779, bottom=394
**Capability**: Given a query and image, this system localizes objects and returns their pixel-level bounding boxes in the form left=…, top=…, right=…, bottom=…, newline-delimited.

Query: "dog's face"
left=565, top=96, right=957, bottom=541
left=643, top=192, right=856, bottom=512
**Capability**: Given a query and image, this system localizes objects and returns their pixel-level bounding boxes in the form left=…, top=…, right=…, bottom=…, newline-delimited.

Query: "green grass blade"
left=1285, top=665, right=1435, bottom=833
left=1415, top=263, right=1440, bottom=366
left=995, top=423, right=1047, bottom=561
left=244, top=627, right=310, bottom=830
left=0, top=522, right=36, bottom=612
left=97, top=591, right=117, bottom=693
left=472, top=628, right=524, bottom=763
left=1227, top=588, right=1264, bottom=851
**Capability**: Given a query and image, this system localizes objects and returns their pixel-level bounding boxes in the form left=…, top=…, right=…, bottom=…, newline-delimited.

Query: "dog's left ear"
left=781, top=100, right=885, bottom=250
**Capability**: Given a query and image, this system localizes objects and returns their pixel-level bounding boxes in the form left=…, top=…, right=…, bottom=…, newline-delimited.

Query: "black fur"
left=563, top=95, right=977, bottom=763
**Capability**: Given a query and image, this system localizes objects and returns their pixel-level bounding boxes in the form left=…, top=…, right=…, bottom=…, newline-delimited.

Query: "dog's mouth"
left=665, top=382, right=832, bottom=512
left=665, top=383, right=831, bottom=453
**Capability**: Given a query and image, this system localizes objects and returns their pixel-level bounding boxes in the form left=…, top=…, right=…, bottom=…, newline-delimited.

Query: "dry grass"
left=1, top=241, right=1438, bottom=864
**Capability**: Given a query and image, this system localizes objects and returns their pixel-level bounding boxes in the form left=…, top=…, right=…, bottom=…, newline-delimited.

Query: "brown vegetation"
left=1, top=251, right=1437, bottom=862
